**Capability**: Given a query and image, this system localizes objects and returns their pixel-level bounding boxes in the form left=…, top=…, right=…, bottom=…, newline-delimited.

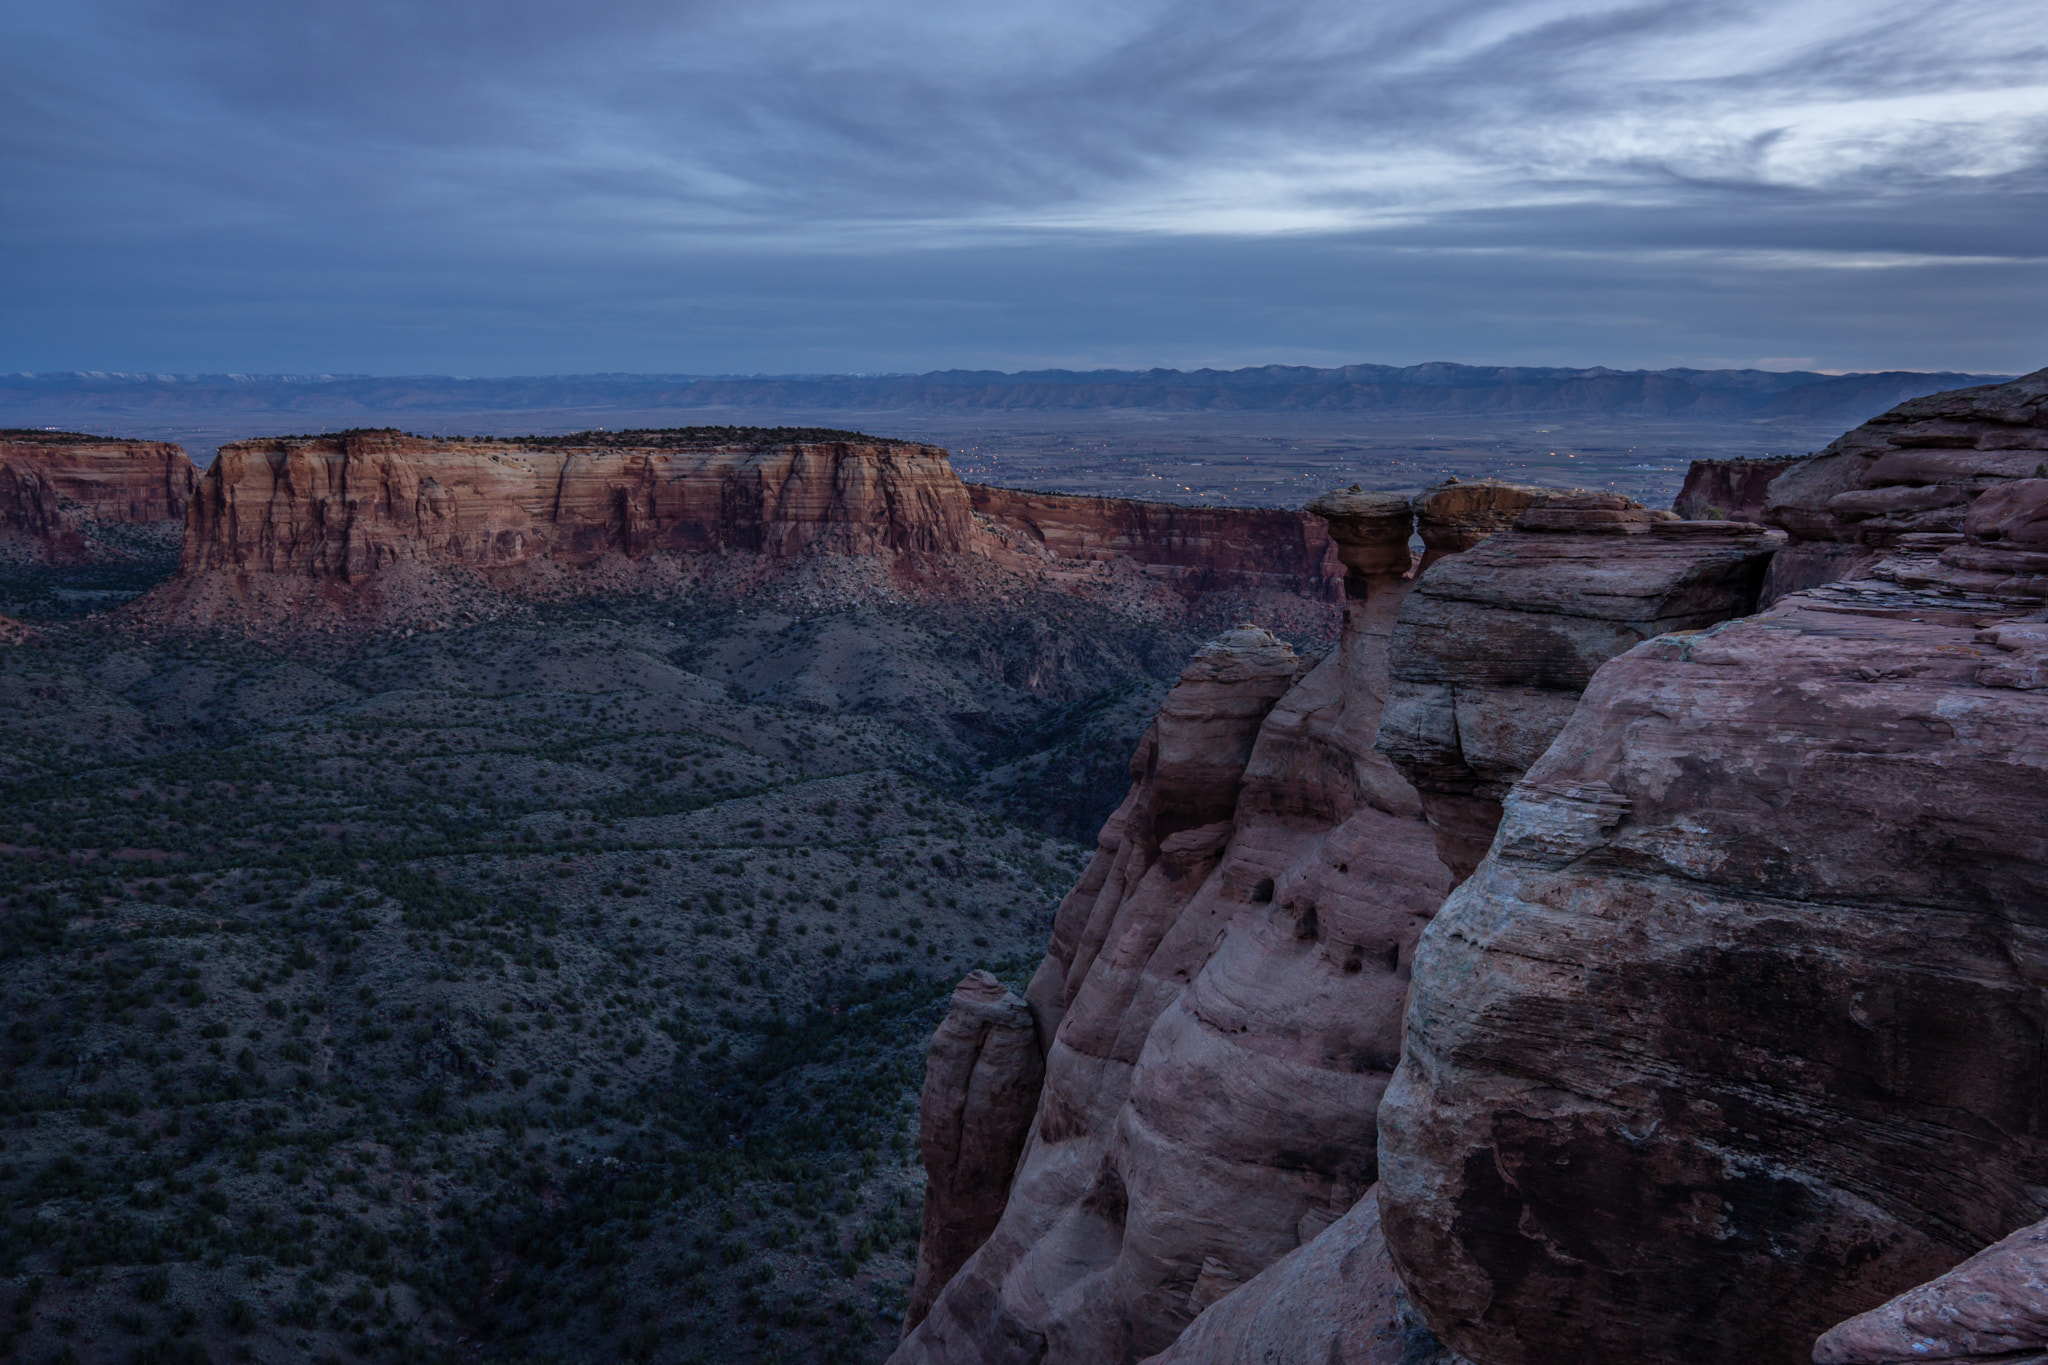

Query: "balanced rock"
left=1377, top=576, right=2048, bottom=1365
left=906, top=971, right=1045, bottom=1334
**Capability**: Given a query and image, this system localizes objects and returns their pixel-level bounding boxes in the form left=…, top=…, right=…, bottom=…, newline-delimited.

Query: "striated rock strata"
left=1762, top=365, right=2048, bottom=601
left=1377, top=565, right=2048, bottom=1365
left=1375, top=493, right=1782, bottom=883
left=908, top=972, right=1046, bottom=1334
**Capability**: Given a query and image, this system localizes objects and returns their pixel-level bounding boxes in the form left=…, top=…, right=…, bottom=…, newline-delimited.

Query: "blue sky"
left=2, top=0, right=2043, bottom=375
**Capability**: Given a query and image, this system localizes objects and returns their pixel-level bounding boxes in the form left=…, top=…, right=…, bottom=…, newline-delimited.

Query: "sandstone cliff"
left=146, top=428, right=1342, bottom=632
left=0, top=434, right=198, bottom=561
left=1761, top=365, right=2048, bottom=600
left=1377, top=522, right=2048, bottom=1364
left=1376, top=494, right=1781, bottom=882
left=891, top=486, right=1560, bottom=1365
left=966, top=486, right=1341, bottom=602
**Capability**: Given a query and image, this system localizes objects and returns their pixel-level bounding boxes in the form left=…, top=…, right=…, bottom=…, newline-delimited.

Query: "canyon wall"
left=966, top=486, right=1341, bottom=601
left=0, top=435, right=198, bottom=560
left=1377, top=477, right=2048, bottom=1364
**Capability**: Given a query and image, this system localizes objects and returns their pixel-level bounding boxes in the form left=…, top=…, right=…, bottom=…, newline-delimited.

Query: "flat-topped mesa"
left=1377, top=490, right=1781, bottom=884
left=1761, top=365, right=2048, bottom=600
left=967, top=485, right=1343, bottom=602
left=181, top=429, right=973, bottom=581
left=0, top=434, right=199, bottom=559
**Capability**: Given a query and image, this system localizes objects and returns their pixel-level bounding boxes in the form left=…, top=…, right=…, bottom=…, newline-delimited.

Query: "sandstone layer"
left=1762, top=365, right=2048, bottom=601
left=1815, top=1214, right=2048, bottom=1364
left=1377, top=570, right=2048, bottom=1365
left=0, top=435, right=199, bottom=561
left=907, top=972, right=1046, bottom=1334
left=1375, top=493, right=1782, bottom=882
left=890, top=486, right=1554, bottom=1364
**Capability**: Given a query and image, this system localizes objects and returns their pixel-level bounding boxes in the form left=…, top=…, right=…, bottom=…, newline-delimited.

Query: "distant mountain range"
left=0, top=363, right=2014, bottom=425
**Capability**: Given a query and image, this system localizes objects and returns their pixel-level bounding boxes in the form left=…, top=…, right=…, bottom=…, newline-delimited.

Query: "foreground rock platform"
left=1379, top=575, right=2048, bottom=1365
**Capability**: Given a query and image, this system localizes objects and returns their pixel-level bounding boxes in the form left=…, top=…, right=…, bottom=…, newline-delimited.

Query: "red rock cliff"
left=967, top=486, right=1343, bottom=602
left=182, top=431, right=973, bottom=580
left=0, top=435, right=199, bottom=558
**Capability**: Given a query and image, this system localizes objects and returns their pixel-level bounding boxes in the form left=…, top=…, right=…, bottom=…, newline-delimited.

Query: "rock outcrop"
left=0, top=434, right=198, bottom=560
left=891, top=484, right=1549, bottom=1364
left=1815, top=1215, right=2048, bottom=1364
left=1674, top=457, right=1800, bottom=522
left=1762, top=366, right=2048, bottom=601
left=1377, top=564, right=2048, bottom=1365
left=907, top=972, right=1046, bottom=1334
left=1375, top=493, right=1782, bottom=882
left=1138, top=1186, right=1462, bottom=1365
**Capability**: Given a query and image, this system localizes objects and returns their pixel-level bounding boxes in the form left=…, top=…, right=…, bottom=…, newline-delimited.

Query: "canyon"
left=0, top=372, right=2044, bottom=1365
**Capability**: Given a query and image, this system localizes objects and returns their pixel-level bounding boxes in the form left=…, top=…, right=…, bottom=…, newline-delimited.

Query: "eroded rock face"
left=967, top=486, right=1343, bottom=602
left=1375, top=495, right=1781, bottom=882
left=1814, top=1214, right=2048, bottom=1364
left=0, top=436, right=199, bottom=561
left=1412, top=479, right=1548, bottom=570
left=907, top=972, right=1046, bottom=1334
left=1762, top=366, right=2048, bottom=601
left=894, top=546, right=1450, bottom=1362
left=182, top=432, right=974, bottom=580
left=1137, top=1186, right=1464, bottom=1365
left=1377, top=574, right=2048, bottom=1365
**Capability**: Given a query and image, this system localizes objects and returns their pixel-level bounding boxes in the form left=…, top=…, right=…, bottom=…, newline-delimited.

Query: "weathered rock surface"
left=908, top=972, right=1047, bottom=1335
left=894, top=502, right=1458, bottom=1363
left=0, top=435, right=198, bottom=561
left=1814, top=1214, right=2048, bottom=1364
left=1674, top=456, right=1800, bottom=522
left=1137, top=1187, right=1463, bottom=1365
left=1377, top=573, right=2048, bottom=1365
left=1762, top=366, right=2048, bottom=601
left=1375, top=494, right=1781, bottom=882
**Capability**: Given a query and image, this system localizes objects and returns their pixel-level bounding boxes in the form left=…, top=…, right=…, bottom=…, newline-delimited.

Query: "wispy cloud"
left=0, top=0, right=2041, bottom=371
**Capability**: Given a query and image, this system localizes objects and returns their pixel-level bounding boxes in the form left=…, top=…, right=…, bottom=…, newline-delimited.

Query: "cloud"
left=0, top=0, right=2042, bottom=371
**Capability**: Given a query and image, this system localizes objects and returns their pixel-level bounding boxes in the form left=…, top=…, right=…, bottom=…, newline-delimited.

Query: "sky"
left=1, top=0, right=2044, bottom=376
